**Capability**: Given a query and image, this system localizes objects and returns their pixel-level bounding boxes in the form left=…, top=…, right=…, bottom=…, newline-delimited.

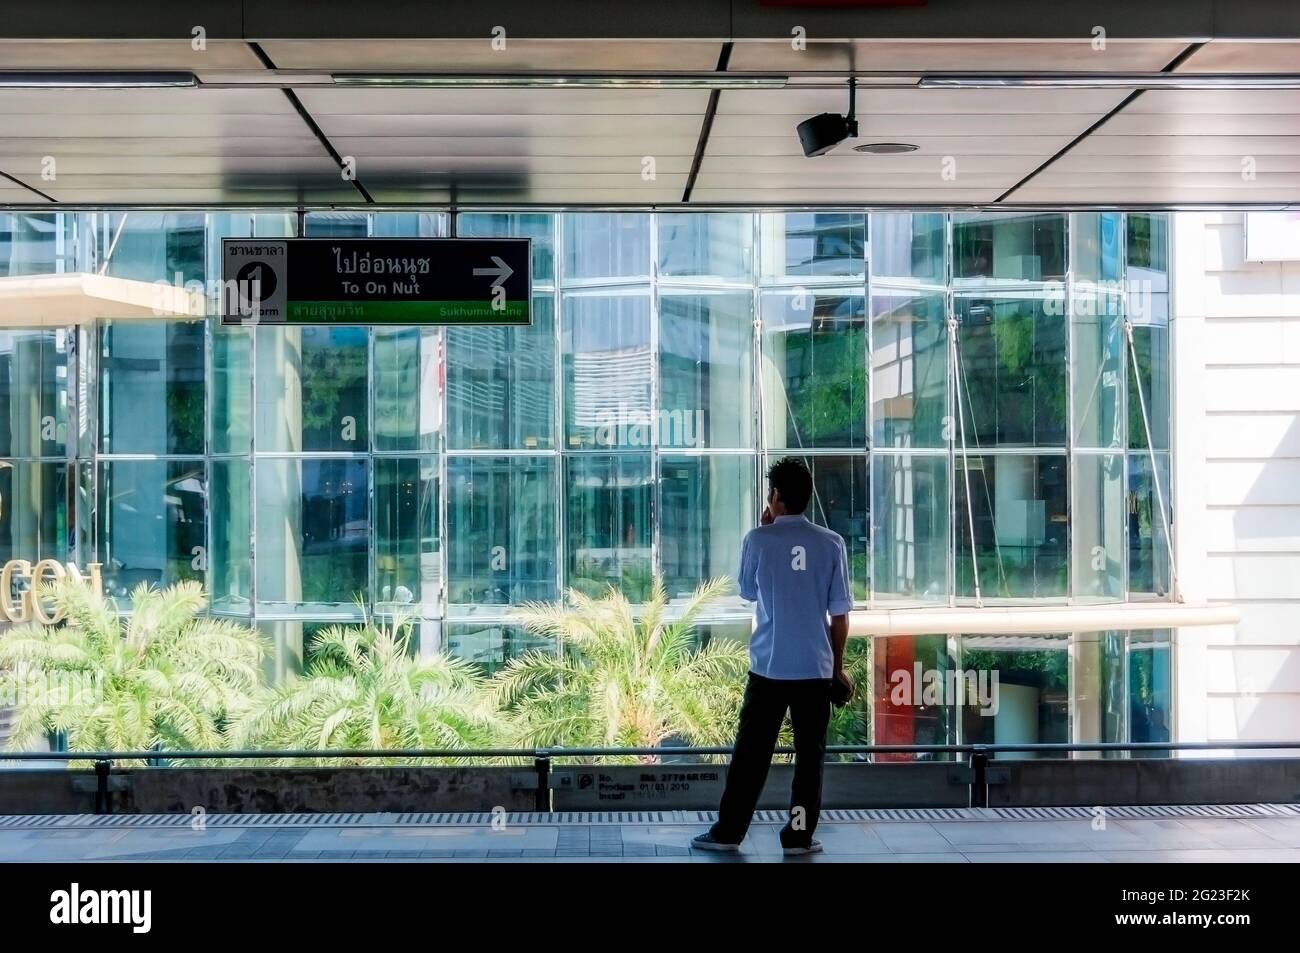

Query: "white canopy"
left=849, top=602, right=1240, bottom=637
left=0, top=272, right=205, bottom=326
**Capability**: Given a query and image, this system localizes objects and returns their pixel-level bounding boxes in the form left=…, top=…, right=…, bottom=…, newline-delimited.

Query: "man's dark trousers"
left=711, top=671, right=832, bottom=846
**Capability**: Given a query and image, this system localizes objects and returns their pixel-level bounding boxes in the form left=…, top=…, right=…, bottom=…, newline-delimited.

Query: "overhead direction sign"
left=221, top=238, right=531, bottom=326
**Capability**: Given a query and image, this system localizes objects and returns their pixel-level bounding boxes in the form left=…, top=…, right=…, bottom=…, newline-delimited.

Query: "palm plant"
left=491, top=576, right=748, bottom=761
left=0, top=580, right=264, bottom=762
left=232, top=615, right=500, bottom=765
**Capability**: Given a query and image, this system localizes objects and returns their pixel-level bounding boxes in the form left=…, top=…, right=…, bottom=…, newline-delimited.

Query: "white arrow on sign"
left=473, top=256, right=514, bottom=288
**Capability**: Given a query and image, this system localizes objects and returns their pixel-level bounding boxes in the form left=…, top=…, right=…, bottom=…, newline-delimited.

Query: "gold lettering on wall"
left=0, top=561, right=103, bottom=625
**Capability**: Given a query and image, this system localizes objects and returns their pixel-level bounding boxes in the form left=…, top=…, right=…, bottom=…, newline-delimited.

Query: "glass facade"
left=0, top=209, right=1174, bottom=747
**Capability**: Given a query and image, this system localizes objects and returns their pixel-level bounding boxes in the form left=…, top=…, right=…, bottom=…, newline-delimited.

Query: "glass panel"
left=1127, top=324, right=1170, bottom=451
left=458, top=212, right=555, bottom=285
left=562, top=293, right=651, bottom=449
left=1126, top=213, right=1168, bottom=291
left=869, top=211, right=945, bottom=284
left=562, top=213, right=651, bottom=281
left=659, top=292, right=753, bottom=449
left=447, top=455, right=557, bottom=609
left=0, top=329, right=68, bottom=457
left=1071, top=212, right=1123, bottom=284
left=447, top=296, right=554, bottom=450
left=373, top=327, right=440, bottom=453
left=255, top=458, right=369, bottom=609
left=657, top=213, right=754, bottom=282
left=565, top=453, right=652, bottom=601
left=871, top=453, right=949, bottom=603
left=953, top=212, right=1066, bottom=282
left=370, top=212, right=444, bottom=238
left=1128, top=630, right=1172, bottom=751
left=304, top=212, right=368, bottom=237
left=255, top=326, right=369, bottom=453
left=210, top=458, right=251, bottom=615
left=99, top=321, right=206, bottom=455
left=256, top=619, right=314, bottom=684
left=959, top=634, right=1069, bottom=755
left=955, top=454, right=1068, bottom=599
left=373, top=456, right=440, bottom=618
left=760, top=290, right=866, bottom=450
left=0, top=212, right=67, bottom=277
left=445, top=623, right=554, bottom=675
left=872, top=634, right=957, bottom=759
left=1128, top=289, right=1169, bottom=327
left=97, top=460, right=206, bottom=597
left=1072, top=291, right=1123, bottom=449
left=0, top=461, right=67, bottom=562
left=211, top=325, right=250, bottom=455
left=1072, top=631, right=1126, bottom=751
left=871, top=292, right=946, bottom=448
left=659, top=454, right=755, bottom=603
left=759, top=212, right=866, bottom=281
left=97, top=212, right=205, bottom=285
left=1072, top=453, right=1124, bottom=601
left=1127, top=453, right=1173, bottom=597
left=799, top=454, right=869, bottom=603
left=954, top=296, right=1067, bottom=448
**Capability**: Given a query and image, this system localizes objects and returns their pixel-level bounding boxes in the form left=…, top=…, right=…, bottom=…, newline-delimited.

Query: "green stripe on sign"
left=286, top=300, right=530, bottom=325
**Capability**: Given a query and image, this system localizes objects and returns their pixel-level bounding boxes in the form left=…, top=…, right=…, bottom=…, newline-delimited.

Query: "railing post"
left=969, top=747, right=988, bottom=809
left=533, top=750, right=551, bottom=813
left=93, top=759, right=112, bottom=815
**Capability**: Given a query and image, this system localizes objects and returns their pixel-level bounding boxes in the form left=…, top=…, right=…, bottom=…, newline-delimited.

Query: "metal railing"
left=2, top=740, right=1299, bottom=814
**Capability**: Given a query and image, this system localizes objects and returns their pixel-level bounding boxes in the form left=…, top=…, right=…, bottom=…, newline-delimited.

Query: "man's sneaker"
left=691, top=832, right=741, bottom=852
left=782, top=838, right=824, bottom=856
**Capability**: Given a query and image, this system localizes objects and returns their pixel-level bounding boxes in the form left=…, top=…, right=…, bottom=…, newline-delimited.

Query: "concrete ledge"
left=552, top=761, right=970, bottom=811
left=0, top=766, right=537, bottom=815
left=990, top=758, right=1300, bottom=807
left=2, top=757, right=1298, bottom=815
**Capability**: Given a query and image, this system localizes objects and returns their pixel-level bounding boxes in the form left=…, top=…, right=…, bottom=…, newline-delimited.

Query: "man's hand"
left=834, top=669, right=854, bottom=698
left=760, top=505, right=774, bottom=526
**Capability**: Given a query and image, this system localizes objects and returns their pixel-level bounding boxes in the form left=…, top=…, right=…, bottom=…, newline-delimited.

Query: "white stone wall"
left=1173, top=212, right=1300, bottom=749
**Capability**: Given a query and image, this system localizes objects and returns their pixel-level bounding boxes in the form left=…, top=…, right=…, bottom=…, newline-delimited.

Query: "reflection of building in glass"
left=0, top=209, right=1179, bottom=751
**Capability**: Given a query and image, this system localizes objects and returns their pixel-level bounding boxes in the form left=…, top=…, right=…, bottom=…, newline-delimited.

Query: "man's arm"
left=737, top=532, right=758, bottom=602
left=829, top=613, right=849, bottom=676
left=827, top=538, right=854, bottom=689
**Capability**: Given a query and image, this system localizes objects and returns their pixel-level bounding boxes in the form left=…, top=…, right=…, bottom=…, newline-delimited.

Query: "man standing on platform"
left=692, top=457, right=853, bottom=856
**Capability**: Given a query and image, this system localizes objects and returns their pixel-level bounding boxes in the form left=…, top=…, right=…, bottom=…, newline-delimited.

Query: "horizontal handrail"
left=1, top=740, right=1298, bottom=762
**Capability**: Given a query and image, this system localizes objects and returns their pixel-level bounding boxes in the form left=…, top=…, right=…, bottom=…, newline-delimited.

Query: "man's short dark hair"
left=767, top=457, right=813, bottom=514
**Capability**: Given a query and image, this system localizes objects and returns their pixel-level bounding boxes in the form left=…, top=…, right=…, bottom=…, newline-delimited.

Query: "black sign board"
left=221, top=237, right=531, bottom=326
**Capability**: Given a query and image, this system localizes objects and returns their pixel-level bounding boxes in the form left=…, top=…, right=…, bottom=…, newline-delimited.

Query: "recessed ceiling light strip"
left=920, top=73, right=1300, bottom=90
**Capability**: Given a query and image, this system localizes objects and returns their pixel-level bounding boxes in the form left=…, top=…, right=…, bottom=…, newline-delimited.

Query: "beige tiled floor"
left=3, top=811, right=1300, bottom=862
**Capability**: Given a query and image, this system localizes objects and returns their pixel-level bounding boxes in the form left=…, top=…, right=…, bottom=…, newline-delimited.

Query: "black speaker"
left=797, top=112, right=854, bottom=157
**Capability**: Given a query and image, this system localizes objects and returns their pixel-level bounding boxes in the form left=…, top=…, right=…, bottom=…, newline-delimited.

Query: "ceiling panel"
left=1016, top=88, right=1300, bottom=205
left=689, top=187, right=998, bottom=204
left=723, top=87, right=1136, bottom=115
left=0, top=35, right=1298, bottom=207
left=0, top=40, right=264, bottom=69
left=300, top=87, right=715, bottom=116
left=0, top=172, right=43, bottom=202
left=1009, top=188, right=1295, bottom=206
left=727, top=39, right=1188, bottom=73
left=697, top=85, right=1129, bottom=206
left=259, top=39, right=724, bottom=72
left=1174, top=41, right=1300, bottom=73
left=297, top=86, right=706, bottom=202
left=0, top=87, right=349, bottom=204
